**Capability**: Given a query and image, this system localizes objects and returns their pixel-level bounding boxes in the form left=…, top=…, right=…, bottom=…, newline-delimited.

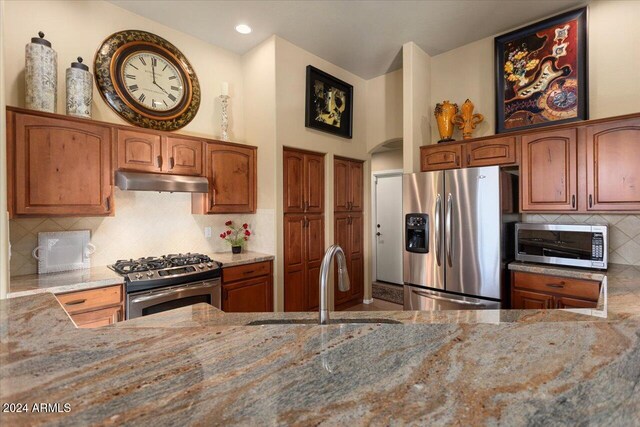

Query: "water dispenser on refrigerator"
left=405, top=214, right=429, bottom=253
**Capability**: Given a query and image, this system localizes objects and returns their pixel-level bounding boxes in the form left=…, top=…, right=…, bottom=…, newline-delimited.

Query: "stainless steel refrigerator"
left=403, top=166, right=519, bottom=310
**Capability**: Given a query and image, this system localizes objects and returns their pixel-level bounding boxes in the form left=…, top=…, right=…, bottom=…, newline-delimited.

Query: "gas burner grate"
left=110, top=253, right=213, bottom=274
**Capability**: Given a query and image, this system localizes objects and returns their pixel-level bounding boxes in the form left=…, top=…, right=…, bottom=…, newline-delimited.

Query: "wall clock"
left=94, top=30, right=200, bottom=131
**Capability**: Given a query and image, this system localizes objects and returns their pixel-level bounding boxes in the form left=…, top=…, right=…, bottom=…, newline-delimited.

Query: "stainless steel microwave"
left=515, top=223, right=608, bottom=270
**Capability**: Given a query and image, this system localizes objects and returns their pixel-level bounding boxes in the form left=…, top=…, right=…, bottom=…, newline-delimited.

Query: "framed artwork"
left=305, top=65, right=353, bottom=139
left=495, top=7, right=587, bottom=134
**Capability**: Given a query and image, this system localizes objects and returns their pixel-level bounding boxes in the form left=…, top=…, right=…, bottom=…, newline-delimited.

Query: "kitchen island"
left=2, top=264, right=639, bottom=425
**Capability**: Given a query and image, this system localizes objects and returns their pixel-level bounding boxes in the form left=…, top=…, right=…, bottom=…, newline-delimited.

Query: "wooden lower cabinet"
left=334, top=212, right=364, bottom=308
left=56, top=284, right=124, bottom=328
left=511, top=271, right=599, bottom=309
left=284, top=214, right=324, bottom=311
left=222, top=261, right=273, bottom=312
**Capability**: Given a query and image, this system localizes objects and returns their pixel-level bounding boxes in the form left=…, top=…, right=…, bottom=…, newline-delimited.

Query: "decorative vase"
left=25, top=31, right=57, bottom=113
left=452, top=99, right=484, bottom=139
left=66, top=57, right=93, bottom=118
left=434, top=101, right=458, bottom=143
left=231, top=246, right=242, bottom=254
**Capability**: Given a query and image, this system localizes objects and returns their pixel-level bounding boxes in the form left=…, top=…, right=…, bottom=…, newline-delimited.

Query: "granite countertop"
left=2, top=264, right=639, bottom=425
left=8, top=252, right=274, bottom=298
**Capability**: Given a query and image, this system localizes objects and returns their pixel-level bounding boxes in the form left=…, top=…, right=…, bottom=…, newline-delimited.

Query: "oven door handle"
left=412, top=289, right=486, bottom=306
left=130, top=282, right=215, bottom=304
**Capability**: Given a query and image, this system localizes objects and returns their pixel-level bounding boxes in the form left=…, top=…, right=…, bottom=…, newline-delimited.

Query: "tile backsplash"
left=9, top=189, right=275, bottom=276
left=522, top=213, right=640, bottom=266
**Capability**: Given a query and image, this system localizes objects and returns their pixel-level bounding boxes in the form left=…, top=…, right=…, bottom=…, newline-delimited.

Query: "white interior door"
left=375, top=174, right=403, bottom=284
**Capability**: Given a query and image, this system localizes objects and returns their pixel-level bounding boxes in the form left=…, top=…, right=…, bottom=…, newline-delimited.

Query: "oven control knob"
left=198, top=263, right=205, bottom=269
left=206, top=262, right=213, bottom=268
left=135, top=273, right=142, bottom=280
left=146, top=272, right=153, bottom=277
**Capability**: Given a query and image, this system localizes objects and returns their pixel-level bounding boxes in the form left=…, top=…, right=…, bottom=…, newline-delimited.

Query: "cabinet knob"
left=589, top=194, right=593, bottom=208
left=572, top=195, right=576, bottom=208
left=157, top=155, right=163, bottom=169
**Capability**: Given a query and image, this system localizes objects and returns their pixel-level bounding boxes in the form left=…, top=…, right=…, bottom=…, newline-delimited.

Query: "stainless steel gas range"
left=109, top=253, right=222, bottom=319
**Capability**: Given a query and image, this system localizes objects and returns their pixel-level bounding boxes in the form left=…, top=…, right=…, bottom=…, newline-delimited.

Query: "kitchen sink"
left=246, top=318, right=402, bottom=326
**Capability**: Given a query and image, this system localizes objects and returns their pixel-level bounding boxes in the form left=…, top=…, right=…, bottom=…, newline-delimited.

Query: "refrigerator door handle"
left=446, top=193, right=453, bottom=267
left=411, top=289, right=486, bottom=306
left=435, top=194, right=442, bottom=266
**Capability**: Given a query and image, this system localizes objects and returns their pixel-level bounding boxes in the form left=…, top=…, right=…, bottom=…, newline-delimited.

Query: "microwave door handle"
left=411, top=289, right=486, bottom=307
left=434, top=194, right=442, bottom=266
left=129, top=282, right=215, bottom=304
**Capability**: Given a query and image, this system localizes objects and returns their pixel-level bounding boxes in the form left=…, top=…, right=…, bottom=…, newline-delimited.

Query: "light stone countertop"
left=8, top=252, right=274, bottom=298
left=1, top=264, right=639, bottom=425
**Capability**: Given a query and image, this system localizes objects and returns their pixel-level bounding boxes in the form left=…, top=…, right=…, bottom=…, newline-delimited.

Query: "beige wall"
left=402, top=42, right=431, bottom=173
left=4, top=0, right=245, bottom=141
left=1, top=0, right=9, bottom=298
left=366, top=69, right=403, bottom=153
left=371, top=150, right=403, bottom=172
left=274, top=36, right=373, bottom=308
left=430, top=0, right=640, bottom=142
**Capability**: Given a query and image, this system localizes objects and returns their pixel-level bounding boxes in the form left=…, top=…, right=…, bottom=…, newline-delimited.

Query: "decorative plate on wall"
left=94, top=30, right=200, bottom=131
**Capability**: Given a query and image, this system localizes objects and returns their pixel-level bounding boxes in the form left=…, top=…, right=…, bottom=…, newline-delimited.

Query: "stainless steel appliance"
left=403, top=166, right=519, bottom=310
left=515, top=223, right=608, bottom=269
left=109, top=253, right=221, bottom=319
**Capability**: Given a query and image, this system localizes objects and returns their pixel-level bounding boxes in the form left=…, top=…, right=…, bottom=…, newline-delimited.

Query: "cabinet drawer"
left=512, top=272, right=600, bottom=301
left=71, top=305, right=123, bottom=328
left=223, top=261, right=272, bottom=283
left=465, top=137, right=517, bottom=167
left=56, top=285, right=123, bottom=314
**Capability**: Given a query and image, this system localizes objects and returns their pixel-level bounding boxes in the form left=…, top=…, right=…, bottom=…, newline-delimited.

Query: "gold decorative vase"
left=434, top=101, right=458, bottom=143
left=452, top=99, right=484, bottom=139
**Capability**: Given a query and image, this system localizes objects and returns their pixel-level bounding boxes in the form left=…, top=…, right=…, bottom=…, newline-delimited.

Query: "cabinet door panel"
left=284, top=150, right=305, bottom=213
left=71, top=305, right=123, bottom=328
left=334, top=159, right=349, bottom=211
left=521, top=129, right=577, bottom=211
left=305, top=154, right=325, bottom=213
left=205, top=143, right=256, bottom=213
left=223, top=276, right=273, bottom=312
left=306, top=215, right=325, bottom=311
left=349, top=256, right=364, bottom=300
left=466, top=137, right=517, bottom=167
left=117, top=129, right=162, bottom=172
left=165, top=137, right=202, bottom=175
left=284, top=215, right=306, bottom=311
left=14, top=114, right=112, bottom=216
left=334, top=213, right=351, bottom=305
left=511, top=289, right=554, bottom=309
left=556, top=296, right=597, bottom=309
left=349, top=213, right=364, bottom=300
left=586, top=119, right=640, bottom=210
left=349, top=161, right=364, bottom=211
left=421, top=145, right=462, bottom=171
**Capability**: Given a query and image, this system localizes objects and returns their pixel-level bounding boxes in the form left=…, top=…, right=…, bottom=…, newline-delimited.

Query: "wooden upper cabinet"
left=521, top=129, right=578, bottom=211
left=283, top=148, right=325, bottom=214
left=334, top=158, right=349, bottom=211
left=421, top=144, right=462, bottom=171
left=334, top=157, right=363, bottom=212
left=11, top=111, right=113, bottom=216
left=465, top=136, right=517, bottom=167
left=305, top=153, right=325, bottom=213
left=117, top=129, right=162, bottom=173
left=165, top=137, right=203, bottom=176
left=194, top=142, right=256, bottom=214
left=586, top=118, right=640, bottom=211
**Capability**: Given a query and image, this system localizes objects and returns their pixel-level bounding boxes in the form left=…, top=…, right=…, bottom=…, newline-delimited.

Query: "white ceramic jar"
left=66, top=57, right=92, bottom=118
left=25, top=31, right=57, bottom=113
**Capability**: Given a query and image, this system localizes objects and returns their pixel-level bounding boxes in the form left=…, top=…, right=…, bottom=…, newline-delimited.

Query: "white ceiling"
left=109, top=0, right=586, bottom=79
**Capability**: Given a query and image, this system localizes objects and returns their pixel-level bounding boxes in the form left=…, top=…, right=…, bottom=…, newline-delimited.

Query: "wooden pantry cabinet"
left=56, top=284, right=124, bottom=328
left=192, top=142, right=257, bottom=214
left=7, top=109, right=113, bottom=217
left=510, top=271, right=599, bottom=310
left=334, top=157, right=364, bottom=212
left=283, top=148, right=325, bottom=214
left=222, top=261, right=273, bottom=312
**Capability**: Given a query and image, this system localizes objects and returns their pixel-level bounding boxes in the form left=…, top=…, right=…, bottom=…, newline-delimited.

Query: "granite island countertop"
left=2, top=264, right=639, bottom=425
left=8, top=251, right=274, bottom=298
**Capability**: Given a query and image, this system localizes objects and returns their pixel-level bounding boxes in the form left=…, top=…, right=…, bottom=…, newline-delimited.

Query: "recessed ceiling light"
left=235, top=24, right=252, bottom=35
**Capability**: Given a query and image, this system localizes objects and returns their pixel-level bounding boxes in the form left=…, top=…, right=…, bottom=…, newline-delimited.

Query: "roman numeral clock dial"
left=94, top=30, right=200, bottom=130
left=122, top=52, right=185, bottom=112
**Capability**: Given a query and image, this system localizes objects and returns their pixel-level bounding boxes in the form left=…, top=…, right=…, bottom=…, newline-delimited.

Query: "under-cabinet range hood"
left=114, top=171, right=209, bottom=193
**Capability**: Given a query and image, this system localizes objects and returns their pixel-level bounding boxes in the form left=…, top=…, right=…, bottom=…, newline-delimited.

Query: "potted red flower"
left=220, top=220, right=251, bottom=254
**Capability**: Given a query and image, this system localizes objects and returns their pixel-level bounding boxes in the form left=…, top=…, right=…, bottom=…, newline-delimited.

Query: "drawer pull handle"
left=243, top=270, right=256, bottom=275
left=546, top=283, right=565, bottom=288
left=65, top=299, right=87, bottom=306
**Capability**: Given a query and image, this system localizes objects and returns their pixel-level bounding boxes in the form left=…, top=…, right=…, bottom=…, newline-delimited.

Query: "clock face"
left=122, top=52, right=185, bottom=112
left=94, top=30, right=201, bottom=131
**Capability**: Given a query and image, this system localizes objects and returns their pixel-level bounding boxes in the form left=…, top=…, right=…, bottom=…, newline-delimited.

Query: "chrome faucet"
left=319, top=244, right=350, bottom=325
